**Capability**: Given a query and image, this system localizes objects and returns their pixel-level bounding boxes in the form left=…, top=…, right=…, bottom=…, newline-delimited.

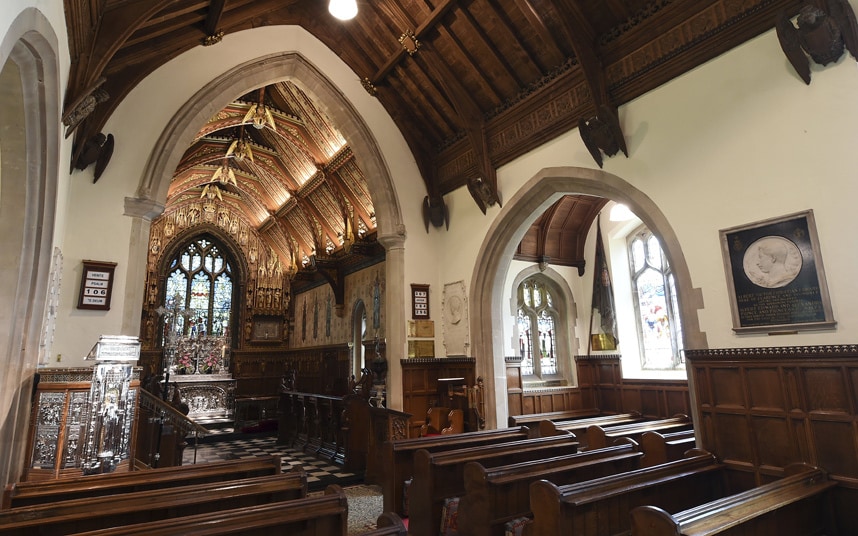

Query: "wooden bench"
left=380, top=426, right=530, bottom=516
left=585, top=414, right=692, bottom=450
left=630, top=465, right=838, bottom=536
left=0, top=470, right=307, bottom=535
left=361, top=512, right=409, bottom=536
left=1, top=455, right=282, bottom=509
left=537, top=412, right=645, bottom=442
left=527, top=449, right=726, bottom=536
left=409, top=433, right=579, bottom=536
left=639, top=429, right=696, bottom=467
left=66, top=484, right=350, bottom=536
left=508, top=408, right=601, bottom=427
left=457, top=440, right=644, bottom=536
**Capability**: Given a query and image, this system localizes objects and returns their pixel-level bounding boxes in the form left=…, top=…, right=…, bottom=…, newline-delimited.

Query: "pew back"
left=65, top=484, right=349, bottom=536
left=527, top=450, right=725, bottom=536
left=639, top=429, right=696, bottom=467
left=508, top=408, right=601, bottom=427
left=537, top=413, right=645, bottom=443
left=630, top=466, right=838, bottom=536
left=585, top=415, right=692, bottom=450
left=381, top=426, right=530, bottom=515
left=1, top=455, right=282, bottom=509
left=0, top=470, right=307, bottom=535
left=458, top=442, right=644, bottom=536
left=410, top=434, right=579, bottom=536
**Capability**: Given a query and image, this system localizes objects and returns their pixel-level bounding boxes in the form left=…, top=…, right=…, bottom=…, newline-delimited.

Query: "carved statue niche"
left=579, top=104, right=628, bottom=169
left=776, top=0, right=858, bottom=84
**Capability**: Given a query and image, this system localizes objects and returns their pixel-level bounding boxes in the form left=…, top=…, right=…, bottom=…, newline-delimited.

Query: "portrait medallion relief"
left=742, top=235, right=802, bottom=289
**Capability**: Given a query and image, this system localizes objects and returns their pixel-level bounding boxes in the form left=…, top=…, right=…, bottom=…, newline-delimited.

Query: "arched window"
left=627, top=227, right=684, bottom=369
left=164, top=235, right=233, bottom=339
left=517, top=277, right=560, bottom=381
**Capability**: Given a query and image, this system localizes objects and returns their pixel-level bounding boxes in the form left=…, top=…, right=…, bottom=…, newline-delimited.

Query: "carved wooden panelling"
left=750, top=415, right=796, bottom=469
left=710, top=367, right=746, bottom=408
left=687, top=346, right=858, bottom=492
left=711, top=412, right=754, bottom=464
left=810, top=419, right=858, bottom=477
left=746, top=368, right=784, bottom=411
left=802, top=367, right=850, bottom=413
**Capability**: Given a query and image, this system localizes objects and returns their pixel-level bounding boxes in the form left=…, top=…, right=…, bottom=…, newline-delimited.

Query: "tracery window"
left=627, top=227, right=684, bottom=369
left=165, top=236, right=233, bottom=338
left=517, top=277, right=559, bottom=379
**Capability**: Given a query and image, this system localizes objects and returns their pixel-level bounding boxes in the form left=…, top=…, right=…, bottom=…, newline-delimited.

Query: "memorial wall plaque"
left=719, top=210, right=835, bottom=334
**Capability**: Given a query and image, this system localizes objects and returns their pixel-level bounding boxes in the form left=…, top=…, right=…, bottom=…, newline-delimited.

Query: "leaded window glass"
left=165, top=236, right=233, bottom=338
left=628, top=227, right=684, bottom=369
left=517, top=277, right=560, bottom=379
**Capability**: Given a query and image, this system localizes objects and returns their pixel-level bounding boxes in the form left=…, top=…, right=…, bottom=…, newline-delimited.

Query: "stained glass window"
left=165, top=236, right=233, bottom=338
left=628, top=227, right=684, bottom=369
left=517, top=277, right=560, bottom=379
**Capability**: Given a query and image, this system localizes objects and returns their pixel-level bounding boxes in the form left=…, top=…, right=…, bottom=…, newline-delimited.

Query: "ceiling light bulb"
left=329, top=0, right=357, bottom=20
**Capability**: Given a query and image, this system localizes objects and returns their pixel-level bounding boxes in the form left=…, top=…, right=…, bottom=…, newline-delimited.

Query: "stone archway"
left=128, top=51, right=408, bottom=408
left=0, top=7, right=61, bottom=490
left=470, top=166, right=706, bottom=428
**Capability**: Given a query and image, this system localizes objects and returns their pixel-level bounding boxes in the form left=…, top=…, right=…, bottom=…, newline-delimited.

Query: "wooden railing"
left=278, top=391, right=346, bottom=464
left=135, top=390, right=208, bottom=469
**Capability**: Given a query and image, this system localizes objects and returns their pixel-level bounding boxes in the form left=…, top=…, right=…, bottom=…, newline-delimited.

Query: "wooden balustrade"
left=278, top=391, right=346, bottom=464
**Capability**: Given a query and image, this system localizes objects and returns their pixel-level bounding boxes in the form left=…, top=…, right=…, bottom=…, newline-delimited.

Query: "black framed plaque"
left=719, top=210, right=835, bottom=333
left=77, top=260, right=117, bottom=310
left=412, top=283, right=430, bottom=319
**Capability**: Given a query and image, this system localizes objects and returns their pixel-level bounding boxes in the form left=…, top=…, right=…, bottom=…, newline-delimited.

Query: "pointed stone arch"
left=126, top=53, right=407, bottom=405
left=0, top=6, right=61, bottom=491
left=470, top=166, right=706, bottom=428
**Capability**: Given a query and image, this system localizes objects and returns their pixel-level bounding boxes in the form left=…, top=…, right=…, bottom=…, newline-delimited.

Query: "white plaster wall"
left=48, top=11, right=858, bottom=377
left=436, top=27, right=858, bottom=357
left=52, top=26, right=433, bottom=366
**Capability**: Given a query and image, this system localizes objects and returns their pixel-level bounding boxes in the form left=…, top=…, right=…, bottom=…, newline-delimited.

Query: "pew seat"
left=527, top=449, right=725, bottom=536
left=630, top=465, right=837, bottom=536
left=409, top=433, right=579, bottom=536
left=1, top=455, right=282, bottom=509
left=381, top=426, right=530, bottom=516
left=65, top=484, right=350, bottom=536
left=585, top=414, right=692, bottom=450
left=0, top=470, right=307, bottom=535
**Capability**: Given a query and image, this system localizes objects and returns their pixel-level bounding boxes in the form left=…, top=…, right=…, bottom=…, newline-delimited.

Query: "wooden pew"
left=409, top=434, right=579, bottom=536
left=361, top=512, right=409, bottom=536
left=508, top=408, right=601, bottom=427
left=457, top=440, right=644, bottom=536
left=585, top=414, right=692, bottom=450
left=527, top=449, right=726, bottom=536
left=419, top=406, right=463, bottom=437
left=629, top=465, right=838, bottom=536
left=639, top=429, right=696, bottom=467
left=537, top=412, right=645, bottom=442
left=1, top=455, right=282, bottom=509
left=381, top=426, right=530, bottom=516
left=66, top=484, right=349, bottom=536
left=0, top=470, right=307, bottom=535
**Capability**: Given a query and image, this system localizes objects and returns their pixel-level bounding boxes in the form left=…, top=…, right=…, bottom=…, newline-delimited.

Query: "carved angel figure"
left=579, top=104, right=628, bottom=169
left=776, top=0, right=858, bottom=84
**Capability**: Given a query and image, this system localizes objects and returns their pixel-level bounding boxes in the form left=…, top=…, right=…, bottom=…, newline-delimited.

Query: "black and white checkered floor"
left=182, top=427, right=363, bottom=491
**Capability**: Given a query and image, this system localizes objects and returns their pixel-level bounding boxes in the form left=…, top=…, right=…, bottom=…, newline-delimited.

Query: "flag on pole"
left=590, top=216, right=618, bottom=351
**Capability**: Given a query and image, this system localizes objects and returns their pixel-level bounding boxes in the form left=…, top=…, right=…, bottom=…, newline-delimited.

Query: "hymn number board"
left=77, top=260, right=117, bottom=310
left=412, top=284, right=430, bottom=319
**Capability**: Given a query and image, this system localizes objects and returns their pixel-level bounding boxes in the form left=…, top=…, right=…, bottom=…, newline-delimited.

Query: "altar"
left=167, top=373, right=236, bottom=424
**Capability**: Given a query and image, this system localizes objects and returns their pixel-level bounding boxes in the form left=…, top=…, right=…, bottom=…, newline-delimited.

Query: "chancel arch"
left=471, top=166, right=707, bottom=429
left=129, top=49, right=407, bottom=408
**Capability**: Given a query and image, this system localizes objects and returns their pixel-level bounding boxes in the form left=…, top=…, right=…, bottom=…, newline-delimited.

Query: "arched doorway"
left=470, top=166, right=707, bottom=428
